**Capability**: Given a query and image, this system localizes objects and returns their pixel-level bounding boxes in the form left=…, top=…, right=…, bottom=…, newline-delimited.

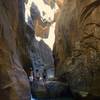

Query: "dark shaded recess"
left=24, top=63, right=33, bottom=77
left=25, top=24, right=35, bottom=38
left=22, top=25, right=35, bottom=76
left=30, top=2, right=40, bottom=21
left=74, top=93, right=100, bottom=100
left=16, top=0, right=33, bottom=77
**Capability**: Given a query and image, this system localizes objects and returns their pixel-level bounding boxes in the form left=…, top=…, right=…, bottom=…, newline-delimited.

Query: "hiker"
left=35, top=69, right=40, bottom=81
left=29, top=68, right=33, bottom=85
left=42, top=69, right=47, bottom=82
left=32, top=70, right=35, bottom=81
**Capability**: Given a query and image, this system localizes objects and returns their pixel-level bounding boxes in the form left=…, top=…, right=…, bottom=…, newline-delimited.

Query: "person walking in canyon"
left=42, top=69, right=47, bottom=83
left=35, top=69, right=40, bottom=81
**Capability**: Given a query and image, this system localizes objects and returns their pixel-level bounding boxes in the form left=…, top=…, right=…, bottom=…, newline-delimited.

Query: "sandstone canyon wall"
left=54, top=0, right=100, bottom=96
left=25, top=0, right=55, bottom=73
left=0, top=0, right=31, bottom=100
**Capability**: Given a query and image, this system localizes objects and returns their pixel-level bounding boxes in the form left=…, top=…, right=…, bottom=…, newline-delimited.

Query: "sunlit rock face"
left=34, top=17, right=50, bottom=38
left=25, top=0, right=58, bottom=49
left=56, top=0, right=64, bottom=8
left=0, top=0, right=31, bottom=99
left=25, top=0, right=53, bottom=38
left=53, top=0, right=64, bottom=23
left=54, top=0, right=100, bottom=96
left=24, top=0, right=56, bottom=73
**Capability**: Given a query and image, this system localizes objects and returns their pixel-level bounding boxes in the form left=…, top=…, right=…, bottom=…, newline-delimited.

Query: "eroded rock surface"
left=53, top=0, right=100, bottom=96
left=0, top=0, right=31, bottom=99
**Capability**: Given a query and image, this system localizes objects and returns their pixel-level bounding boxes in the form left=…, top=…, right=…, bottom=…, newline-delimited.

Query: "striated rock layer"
left=53, top=0, right=100, bottom=96
left=0, top=0, right=31, bottom=100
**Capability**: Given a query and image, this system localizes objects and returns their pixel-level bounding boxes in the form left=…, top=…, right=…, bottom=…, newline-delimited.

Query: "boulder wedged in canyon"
left=53, top=0, right=100, bottom=96
left=0, top=0, right=31, bottom=100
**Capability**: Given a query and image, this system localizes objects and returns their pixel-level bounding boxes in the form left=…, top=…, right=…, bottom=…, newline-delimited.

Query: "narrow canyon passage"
left=0, top=0, right=100, bottom=100
left=25, top=0, right=73, bottom=99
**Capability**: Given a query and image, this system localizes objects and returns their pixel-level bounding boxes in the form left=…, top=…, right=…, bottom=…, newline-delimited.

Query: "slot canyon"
left=0, top=0, right=100, bottom=100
